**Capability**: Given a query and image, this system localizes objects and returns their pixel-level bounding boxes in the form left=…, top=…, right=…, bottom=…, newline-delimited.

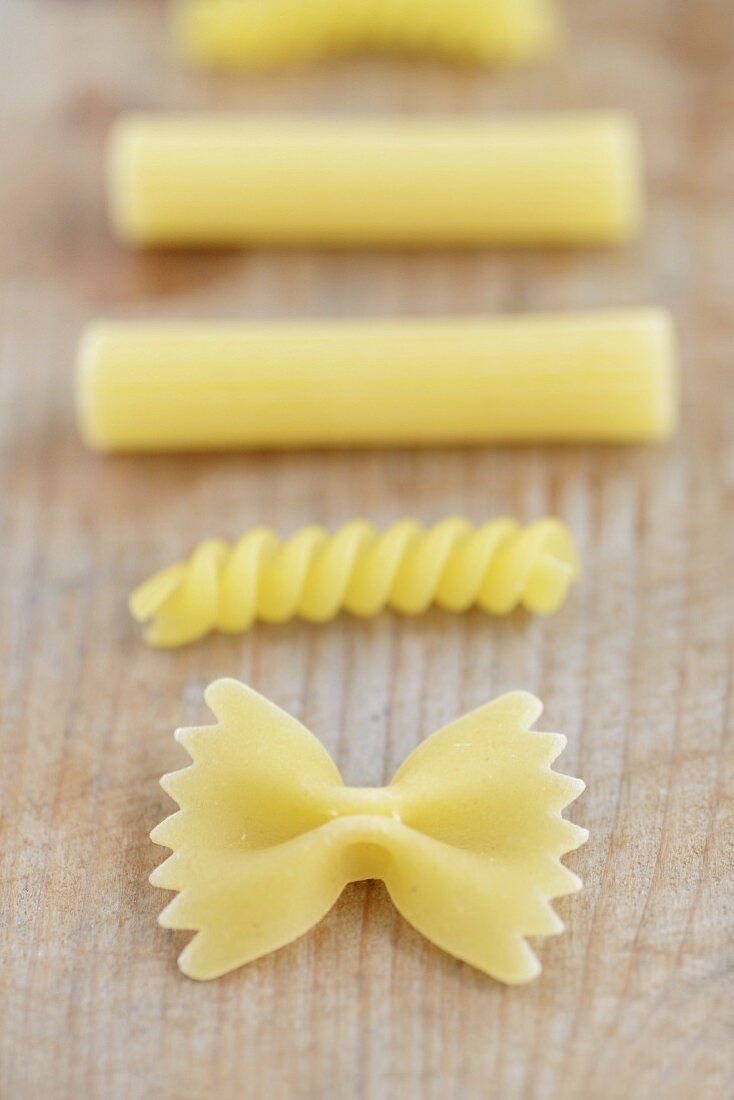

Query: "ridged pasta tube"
left=77, top=310, right=678, bottom=452
left=172, top=0, right=560, bottom=69
left=108, top=113, right=644, bottom=248
left=130, top=517, right=581, bottom=647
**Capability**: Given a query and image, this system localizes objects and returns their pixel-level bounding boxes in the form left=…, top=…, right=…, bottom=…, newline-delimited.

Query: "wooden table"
left=2, top=2, right=733, bottom=1096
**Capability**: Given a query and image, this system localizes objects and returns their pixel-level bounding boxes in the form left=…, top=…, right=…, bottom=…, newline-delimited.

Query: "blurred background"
left=1, top=2, right=733, bottom=1099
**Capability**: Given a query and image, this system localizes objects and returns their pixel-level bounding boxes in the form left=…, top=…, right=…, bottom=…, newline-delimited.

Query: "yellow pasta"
left=130, top=516, right=581, bottom=647
left=171, top=0, right=561, bottom=69
left=77, top=310, right=678, bottom=452
left=108, top=113, right=643, bottom=248
left=152, top=679, right=587, bottom=982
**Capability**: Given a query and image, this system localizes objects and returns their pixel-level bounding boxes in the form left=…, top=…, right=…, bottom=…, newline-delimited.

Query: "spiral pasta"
left=130, top=516, right=580, bottom=647
left=172, top=0, right=560, bottom=69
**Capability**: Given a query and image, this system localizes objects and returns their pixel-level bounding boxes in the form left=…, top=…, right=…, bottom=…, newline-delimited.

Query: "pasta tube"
left=109, top=113, right=644, bottom=248
left=76, top=309, right=678, bottom=451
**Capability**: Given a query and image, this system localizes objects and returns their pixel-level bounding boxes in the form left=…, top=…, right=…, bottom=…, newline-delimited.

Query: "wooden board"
left=1, top=1, right=733, bottom=1096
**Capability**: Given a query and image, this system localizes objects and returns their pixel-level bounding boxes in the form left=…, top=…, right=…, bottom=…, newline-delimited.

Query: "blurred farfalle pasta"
left=108, top=113, right=643, bottom=248
left=129, top=517, right=581, bottom=647
left=171, top=0, right=561, bottom=69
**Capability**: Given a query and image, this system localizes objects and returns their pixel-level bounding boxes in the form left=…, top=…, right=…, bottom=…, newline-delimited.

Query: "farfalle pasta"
left=151, top=679, right=587, bottom=983
left=172, top=0, right=561, bottom=69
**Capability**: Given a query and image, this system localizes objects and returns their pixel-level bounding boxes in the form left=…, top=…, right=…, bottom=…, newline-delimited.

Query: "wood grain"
left=1, top=1, right=733, bottom=1097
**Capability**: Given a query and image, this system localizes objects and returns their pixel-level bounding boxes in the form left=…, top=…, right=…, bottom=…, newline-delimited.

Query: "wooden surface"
left=2, top=2, right=733, bottom=1097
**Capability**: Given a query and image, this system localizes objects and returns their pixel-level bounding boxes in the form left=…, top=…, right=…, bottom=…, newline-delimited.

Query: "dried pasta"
left=129, top=516, right=580, bottom=647
left=151, top=679, right=588, bottom=982
left=171, top=0, right=561, bottom=69
left=108, top=113, right=644, bottom=248
left=77, top=310, right=677, bottom=452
